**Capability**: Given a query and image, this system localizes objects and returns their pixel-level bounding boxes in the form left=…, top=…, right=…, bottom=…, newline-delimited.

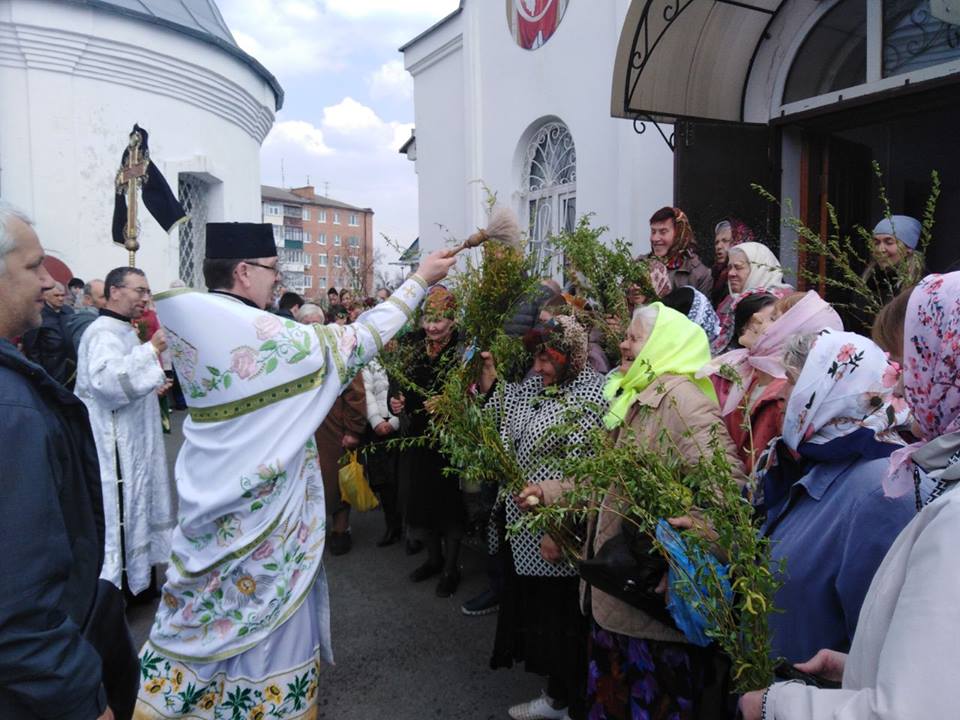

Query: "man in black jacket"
left=20, top=280, right=77, bottom=387
left=0, top=201, right=131, bottom=720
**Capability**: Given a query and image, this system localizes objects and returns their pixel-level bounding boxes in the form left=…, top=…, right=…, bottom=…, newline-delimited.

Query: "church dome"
left=61, top=0, right=283, bottom=108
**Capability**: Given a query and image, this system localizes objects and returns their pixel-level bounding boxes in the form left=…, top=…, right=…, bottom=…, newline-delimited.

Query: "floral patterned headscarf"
left=783, top=330, right=903, bottom=450
left=686, top=288, right=720, bottom=343
left=422, top=285, right=457, bottom=321
left=523, top=315, right=589, bottom=385
left=664, top=208, right=696, bottom=270
left=885, top=273, right=960, bottom=498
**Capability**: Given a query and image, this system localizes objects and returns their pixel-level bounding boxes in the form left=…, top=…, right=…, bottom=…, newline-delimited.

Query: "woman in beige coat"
left=522, top=303, right=745, bottom=720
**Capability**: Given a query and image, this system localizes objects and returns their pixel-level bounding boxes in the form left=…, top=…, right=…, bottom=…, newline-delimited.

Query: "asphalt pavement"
left=127, top=410, right=542, bottom=719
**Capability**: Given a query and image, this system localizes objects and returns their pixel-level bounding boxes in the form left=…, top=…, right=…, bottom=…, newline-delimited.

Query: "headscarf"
left=662, top=286, right=720, bottom=343
left=522, top=315, right=589, bottom=384
left=885, top=273, right=960, bottom=498
left=423, top=285, right=457, bottom=320
left=701, top=290, right=843, bottom=416
left=655, top=208, right=696, bottom=270
left=603, top=303, right=717, bottom=429
left=783, top=330, right=903, bottom=450
left=729, top=242, right=788, bottom=294
left=712, top=219, right=755, bottom=301
left=686, top=288, right=720, bottom=343
left=872, top=215, right=922, bottom=250
left=627, top=259, right=673, bottom=304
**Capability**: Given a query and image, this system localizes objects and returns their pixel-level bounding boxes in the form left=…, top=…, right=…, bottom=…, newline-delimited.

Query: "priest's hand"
left=157, top=377, right=174, bottom=396
left=342, top=433, right=361, bottom=449
left=150, top=328, right=168, bottom=353
left=415, top=249, right=457, bottom=286
left=96, top=707, right=115, bottom=720
left=374, top=421, right=394, bottom=437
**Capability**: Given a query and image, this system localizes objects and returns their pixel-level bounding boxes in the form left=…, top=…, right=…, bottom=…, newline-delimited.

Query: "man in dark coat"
left=0, top=201, right=133, bottom=720
left=20, top=280, right=77, bottom=387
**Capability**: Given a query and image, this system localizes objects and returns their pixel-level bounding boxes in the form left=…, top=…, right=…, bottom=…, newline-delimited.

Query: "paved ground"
left=128, top=411, right=541, bottom=719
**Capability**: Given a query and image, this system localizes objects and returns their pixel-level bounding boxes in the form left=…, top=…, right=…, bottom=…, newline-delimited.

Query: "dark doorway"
left=673, top=121, right=779, bottom=264
left=791, top=80, right=960, bottom=330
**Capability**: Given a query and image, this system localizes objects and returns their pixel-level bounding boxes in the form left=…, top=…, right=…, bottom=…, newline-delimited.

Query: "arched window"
left=521, top=121, right=576, bottom=275
left=782, top=0, right=960, bottom=107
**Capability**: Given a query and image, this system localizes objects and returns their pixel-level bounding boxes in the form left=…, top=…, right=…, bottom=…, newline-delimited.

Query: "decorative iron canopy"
left=612, top=0, right=783, bottom=126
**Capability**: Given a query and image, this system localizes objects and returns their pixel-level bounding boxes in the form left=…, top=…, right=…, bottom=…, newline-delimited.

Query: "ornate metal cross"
left=115, top=127, right=148, bottom=266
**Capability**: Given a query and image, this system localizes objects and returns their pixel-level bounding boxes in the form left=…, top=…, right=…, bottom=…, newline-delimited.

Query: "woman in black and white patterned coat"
left=482, top=315, right=607, bottom=720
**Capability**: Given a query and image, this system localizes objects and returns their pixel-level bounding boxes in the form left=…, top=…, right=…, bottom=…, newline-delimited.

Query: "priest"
left=134, top=223, right=456, bottom=719
left=75, top=266, right=174, bottom=597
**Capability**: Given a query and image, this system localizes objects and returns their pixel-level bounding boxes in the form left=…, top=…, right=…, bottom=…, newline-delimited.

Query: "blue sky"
left=217, top=0, right=460, bottom=263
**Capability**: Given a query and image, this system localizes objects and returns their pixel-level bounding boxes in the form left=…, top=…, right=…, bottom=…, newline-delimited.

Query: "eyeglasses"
left=118, top=285, right=152, bottom=298
left=243, top=260, right=281, bottom=277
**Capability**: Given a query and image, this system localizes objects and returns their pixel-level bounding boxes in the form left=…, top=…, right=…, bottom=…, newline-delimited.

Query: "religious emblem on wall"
left=507, top=0, right=569, bottom=50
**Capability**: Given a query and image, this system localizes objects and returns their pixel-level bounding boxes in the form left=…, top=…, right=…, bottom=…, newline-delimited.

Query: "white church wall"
left=404, top=0, right=673, bottom=259
left=0, top=0, right=275, bottom=289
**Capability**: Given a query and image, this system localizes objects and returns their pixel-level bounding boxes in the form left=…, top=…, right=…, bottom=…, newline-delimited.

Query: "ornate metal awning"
left=612, top=0, right=784, bottom=138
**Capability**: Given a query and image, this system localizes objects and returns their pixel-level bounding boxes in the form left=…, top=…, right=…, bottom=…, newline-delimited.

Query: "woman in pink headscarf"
left=700, top=291, right=842, bottom=474
left=739, top=272, right=960, bottom=720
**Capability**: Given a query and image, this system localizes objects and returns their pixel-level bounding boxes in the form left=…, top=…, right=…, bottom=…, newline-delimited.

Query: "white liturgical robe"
left=132, top=276, right=428, bottom=719
left=75, top=314, right=175, bottom=594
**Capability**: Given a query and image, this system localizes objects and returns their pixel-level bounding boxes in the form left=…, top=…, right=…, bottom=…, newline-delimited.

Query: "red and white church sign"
left=509, top=0, right=568, bottom=50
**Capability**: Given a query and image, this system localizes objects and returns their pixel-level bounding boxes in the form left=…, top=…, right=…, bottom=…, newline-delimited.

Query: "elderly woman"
left=479, top=316, right=607, bottom=720
left=758, top=330, right=922, bottom=665
left=389, top=286, right=465, bottom=597
left=862, top=214, right=926, bottom=305
left=711, top=218, right=754, bottom=306
left=739, top=272, right=960, bottom=719
left=523, top=303, right=745, bottom=719
left=714, top=242, right=793, bottom=354
left=702, top=291, right=842, bottom=475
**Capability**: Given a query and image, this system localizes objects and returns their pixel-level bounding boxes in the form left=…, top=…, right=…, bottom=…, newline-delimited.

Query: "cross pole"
left=116, top=128, right=148, bottom=266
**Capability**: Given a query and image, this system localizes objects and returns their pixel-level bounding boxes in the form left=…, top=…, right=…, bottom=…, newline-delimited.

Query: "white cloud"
left=369, top=59, right=413, bottom=101
left=322, top=97, right=382, bottom=134
left=264, top=120, right=333, bottom=155
left=220, top=0, right=344, bottom=77
left=259, top=100, right=421, bottom=265
left=324, top=0, right=459, bottom=19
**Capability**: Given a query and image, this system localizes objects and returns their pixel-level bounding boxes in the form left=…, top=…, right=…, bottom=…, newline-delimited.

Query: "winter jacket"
left=0, top=339, right=109, bottom=720
left=362, top=359, right=400, bottom=432
left=661, top=252, right=713, bottom=298
left=20, top=304, right=77, bottom=387
left=764, top=484, right=960, bottom=719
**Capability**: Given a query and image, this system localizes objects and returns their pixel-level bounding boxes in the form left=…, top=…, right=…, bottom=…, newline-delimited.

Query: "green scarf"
left=603, top=303, right=718, bottom=429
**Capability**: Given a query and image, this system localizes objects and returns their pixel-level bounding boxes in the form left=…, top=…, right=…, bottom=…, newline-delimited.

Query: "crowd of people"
left=1, top=195, right=956, bottom=720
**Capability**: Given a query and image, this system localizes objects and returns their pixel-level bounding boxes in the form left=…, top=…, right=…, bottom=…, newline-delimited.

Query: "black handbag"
left=82, top=579, right=140, bottom=720
left=578, top=523, right=677, bottom=629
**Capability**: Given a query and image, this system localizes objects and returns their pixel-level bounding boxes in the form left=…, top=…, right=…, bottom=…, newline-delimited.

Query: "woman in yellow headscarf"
left=523, top=303, right=744, bottom=719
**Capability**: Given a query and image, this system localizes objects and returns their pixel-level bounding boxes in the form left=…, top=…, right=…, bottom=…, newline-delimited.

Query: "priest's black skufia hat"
left=205, top=223, right=278, bottom=259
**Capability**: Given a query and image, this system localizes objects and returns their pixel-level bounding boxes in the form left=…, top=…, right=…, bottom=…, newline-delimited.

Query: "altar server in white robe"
left=133, top=223, right=456, bottom=720
left=76, top=265, right=175, bottom=596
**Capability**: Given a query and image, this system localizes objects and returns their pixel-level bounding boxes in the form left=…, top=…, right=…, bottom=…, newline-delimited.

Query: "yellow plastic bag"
left=338, top=451, right=379, bottom=512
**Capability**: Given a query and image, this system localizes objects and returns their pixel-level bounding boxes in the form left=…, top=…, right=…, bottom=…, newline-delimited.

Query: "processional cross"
left=115, top=128, right=147, bottom=266
left=111, top=124, right=187, bottom=268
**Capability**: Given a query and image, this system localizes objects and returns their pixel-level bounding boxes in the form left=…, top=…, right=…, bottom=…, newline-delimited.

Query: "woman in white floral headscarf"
left=754, top=330, right=922, bottom=667
left=740, top=273, right=960, bottom=720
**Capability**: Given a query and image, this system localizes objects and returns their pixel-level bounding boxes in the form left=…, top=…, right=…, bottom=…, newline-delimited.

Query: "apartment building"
left=261, top=185, right=375, bottom=297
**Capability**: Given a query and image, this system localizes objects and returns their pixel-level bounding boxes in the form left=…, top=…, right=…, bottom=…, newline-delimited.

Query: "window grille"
left=178, top=173, right=210, bottom=288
